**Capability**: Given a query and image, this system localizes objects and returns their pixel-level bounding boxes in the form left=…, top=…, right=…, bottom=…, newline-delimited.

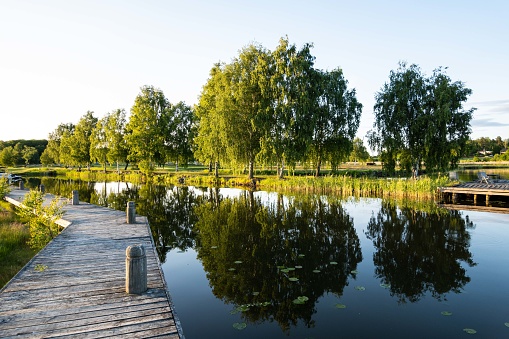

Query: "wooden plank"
left=0, top=190, right=181, bottom=339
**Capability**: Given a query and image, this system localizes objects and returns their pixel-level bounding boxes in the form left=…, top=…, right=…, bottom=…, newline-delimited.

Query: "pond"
left=25, top=178, right=509, bottom=338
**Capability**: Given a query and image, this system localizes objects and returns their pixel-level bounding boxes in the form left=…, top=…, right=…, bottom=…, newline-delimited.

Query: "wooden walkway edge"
left=1, top=189, right=183, bottom=339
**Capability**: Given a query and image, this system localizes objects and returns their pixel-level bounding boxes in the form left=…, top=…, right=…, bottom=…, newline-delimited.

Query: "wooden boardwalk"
left=1, top=189, right=182, bottom=338
left=438, top=180, right=509, bottom=206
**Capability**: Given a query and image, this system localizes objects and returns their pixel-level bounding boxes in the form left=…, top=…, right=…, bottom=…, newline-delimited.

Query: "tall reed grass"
left=260, top=175, right=451, bottom=200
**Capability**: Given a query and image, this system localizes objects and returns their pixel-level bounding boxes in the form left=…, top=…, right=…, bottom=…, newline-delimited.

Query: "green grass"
left=0, top=201, right=37, bottom=288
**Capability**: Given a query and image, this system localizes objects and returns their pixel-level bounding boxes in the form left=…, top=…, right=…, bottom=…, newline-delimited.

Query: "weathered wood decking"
left=1, top=189, right=182, bottom=338
left=438, top=180, right=509, bottom=207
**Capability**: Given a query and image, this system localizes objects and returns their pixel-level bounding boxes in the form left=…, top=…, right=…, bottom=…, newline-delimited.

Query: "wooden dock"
left=438, top=180, right=509, bottom=206
left=0, top=189, right=182, bottom=338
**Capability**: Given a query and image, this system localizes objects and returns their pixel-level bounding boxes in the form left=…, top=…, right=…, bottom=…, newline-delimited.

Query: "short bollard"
left=19, top=181, right=24, bottom=190
left=126, top=244, right=147, bottom=294
left=72, top=190, right=79, bottom=205
left=127, top=201, right=136, bottom=224
left=39, top=184, right=45, bottom=193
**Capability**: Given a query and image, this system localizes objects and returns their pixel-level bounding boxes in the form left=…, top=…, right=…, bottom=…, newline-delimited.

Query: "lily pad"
left=298, top=254, right=305, bottom=258
left=335, top=303, right=347, bottom=309
left=505, top=322, right=509, bottom=327
left=277, top=265, right=286, bottom=269
left=252, top=291, right=259, bottom=296
left=380, top=283, right=391, bottom=289
left=211, top=246, right=218, bottom=249
left=287, top=267, right=296, bottom=271
left=313, top=269, right=321, bottom=273
left=260, top=301, right=271, bottom=307
left=288, top=277, right=299, bottom=282
left=354, top=286, right=366, bottom=291
left=230, top=309, right=239, bottom=315
left=234, top=260, right=243, bottom=264
left=233, top=322, right=247, bottom=330
left=228, top=268, right=236, bottom=271
left=292, top=296, right=309, bottom=304
left=295, top=265, right=303, bottom=269
left=330, top=261, right=338, bottom=265
left=463, top=328, right=476, bottom=334
left=441, top=311, right=453, bottom=316
left=280, top=268, right=290, bottom=273
left=238, top=305, right=250, bottom=311
left=351, top=270, right=359, bottom=274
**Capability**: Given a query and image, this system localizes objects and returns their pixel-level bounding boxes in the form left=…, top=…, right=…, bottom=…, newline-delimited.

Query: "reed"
left=259, top=175, right=451, bottom=200
left=0, top=202, right=37, bottom=288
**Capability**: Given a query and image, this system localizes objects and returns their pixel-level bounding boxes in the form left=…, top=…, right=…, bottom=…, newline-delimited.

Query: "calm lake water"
left=26, top=177, right=509, bottom=338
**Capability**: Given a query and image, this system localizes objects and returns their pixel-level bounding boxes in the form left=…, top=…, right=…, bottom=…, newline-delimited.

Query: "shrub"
left=15, top=190, right=64, bottom=249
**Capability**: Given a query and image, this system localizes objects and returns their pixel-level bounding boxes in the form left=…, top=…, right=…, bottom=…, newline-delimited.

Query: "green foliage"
left=0, top=146, right=18, bottom=167
left=0, top=178, right=10, bottom=199
left=15, top=190, right=64, bottom=250
left=0, top=201, right=37, bottom=288
left=126, top=86, right=169, bottom=173
left=349, top=138, right=370, bottom=163
left=368, top=62, right=475, bottom=173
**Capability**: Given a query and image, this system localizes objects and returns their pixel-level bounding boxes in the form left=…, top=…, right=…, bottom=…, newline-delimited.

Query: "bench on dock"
left=478, top=171, right=492, bottom=184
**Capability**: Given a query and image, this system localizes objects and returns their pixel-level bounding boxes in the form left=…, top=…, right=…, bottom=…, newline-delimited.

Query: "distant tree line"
left=0, top=140, right=47, bottom=167
left=2, top=38, right=480, bottom=176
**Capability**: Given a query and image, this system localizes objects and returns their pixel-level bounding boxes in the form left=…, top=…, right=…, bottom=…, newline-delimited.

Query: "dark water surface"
left=26, top=178, right=509, bottom=338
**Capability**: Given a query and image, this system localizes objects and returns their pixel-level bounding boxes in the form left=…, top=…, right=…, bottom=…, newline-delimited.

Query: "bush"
left=15, top=190, right=63, bottom=249
left=0, top=178, right=10, bottom=199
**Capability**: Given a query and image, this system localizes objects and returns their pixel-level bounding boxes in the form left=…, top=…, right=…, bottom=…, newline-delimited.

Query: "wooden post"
left=126, top=244, right=147, bottom=294
left=486, top=195, right=490, bottom=206
left=72, top=190, right=79, bottom=205
left=452, top=193, right=458, bottom=204
left=18, top=181, right=24, bottom=190
left=473, top=194, right=478, bottom=205
left=127, top=201, right=136, bottom=224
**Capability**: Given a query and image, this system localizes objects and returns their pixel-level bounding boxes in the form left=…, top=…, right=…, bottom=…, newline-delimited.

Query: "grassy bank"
left=7, top=164, right=462, bottom=199
left=0, top=201, right=37, bottom=288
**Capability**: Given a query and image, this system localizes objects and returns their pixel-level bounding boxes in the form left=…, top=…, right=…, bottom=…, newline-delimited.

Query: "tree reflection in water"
left=194, top=191, right=362, bottom=333
left=365, top=200, right=476, bottom=303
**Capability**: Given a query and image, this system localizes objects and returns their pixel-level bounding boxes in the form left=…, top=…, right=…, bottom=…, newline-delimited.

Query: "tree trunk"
left=248, top=160, right=254, bottom=179
left=278, top=160, right=285, bottom=179
left=208, top=162, right=212, bottom=173
left=124, top=161, right=129, bottom=171
left=214, top=161, right=219, bottom=178
left=315, top=157, right=321, bottom=177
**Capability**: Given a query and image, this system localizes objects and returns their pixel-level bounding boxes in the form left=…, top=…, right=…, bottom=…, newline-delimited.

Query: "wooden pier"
left=438, top=180, right=509, bottom=207
left=0, top=189, right=182, bottom=338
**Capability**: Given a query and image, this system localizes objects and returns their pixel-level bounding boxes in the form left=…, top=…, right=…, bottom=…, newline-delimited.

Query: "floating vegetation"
left=288, top=277, right=299, bottom=282
left=234, top=260, right=243, bottom=264
left=293, top=296, right=309, bottom=304
left=441, top=311, right=453, bottom=316
left=313, top=269, right=321, bottom=273
left=380, top=283, right=391, bottom=289
left=505, top=322, right=509, bottom=327
left=335, top=303, right=347, bottom=309
left=252, top=291, right=259, bottom=296
left=280, top=268, right=290, bottom=273
left=295, top=265, right=303, bottom=269
left=463, top=328, right=476, bottom=334
left=287, top=267, right=296, bottom=271
left=330, top=261, right=338, bottom=265
left=210, top=246, right=218, bottom=249
left=298, top=254, right=305, bottom=258
left=354, top=286, right=366, bottom=291
left=228, top=268, right=236, bottom=271
left=34, top=264, right=48, bottom=272
left=351, top=270, right=359, bottom=274
left=233, top=322, right=247, bottom=330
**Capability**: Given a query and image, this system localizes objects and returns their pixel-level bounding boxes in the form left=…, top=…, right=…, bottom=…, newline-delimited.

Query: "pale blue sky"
left=1, top=0, right=508, bottom=143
